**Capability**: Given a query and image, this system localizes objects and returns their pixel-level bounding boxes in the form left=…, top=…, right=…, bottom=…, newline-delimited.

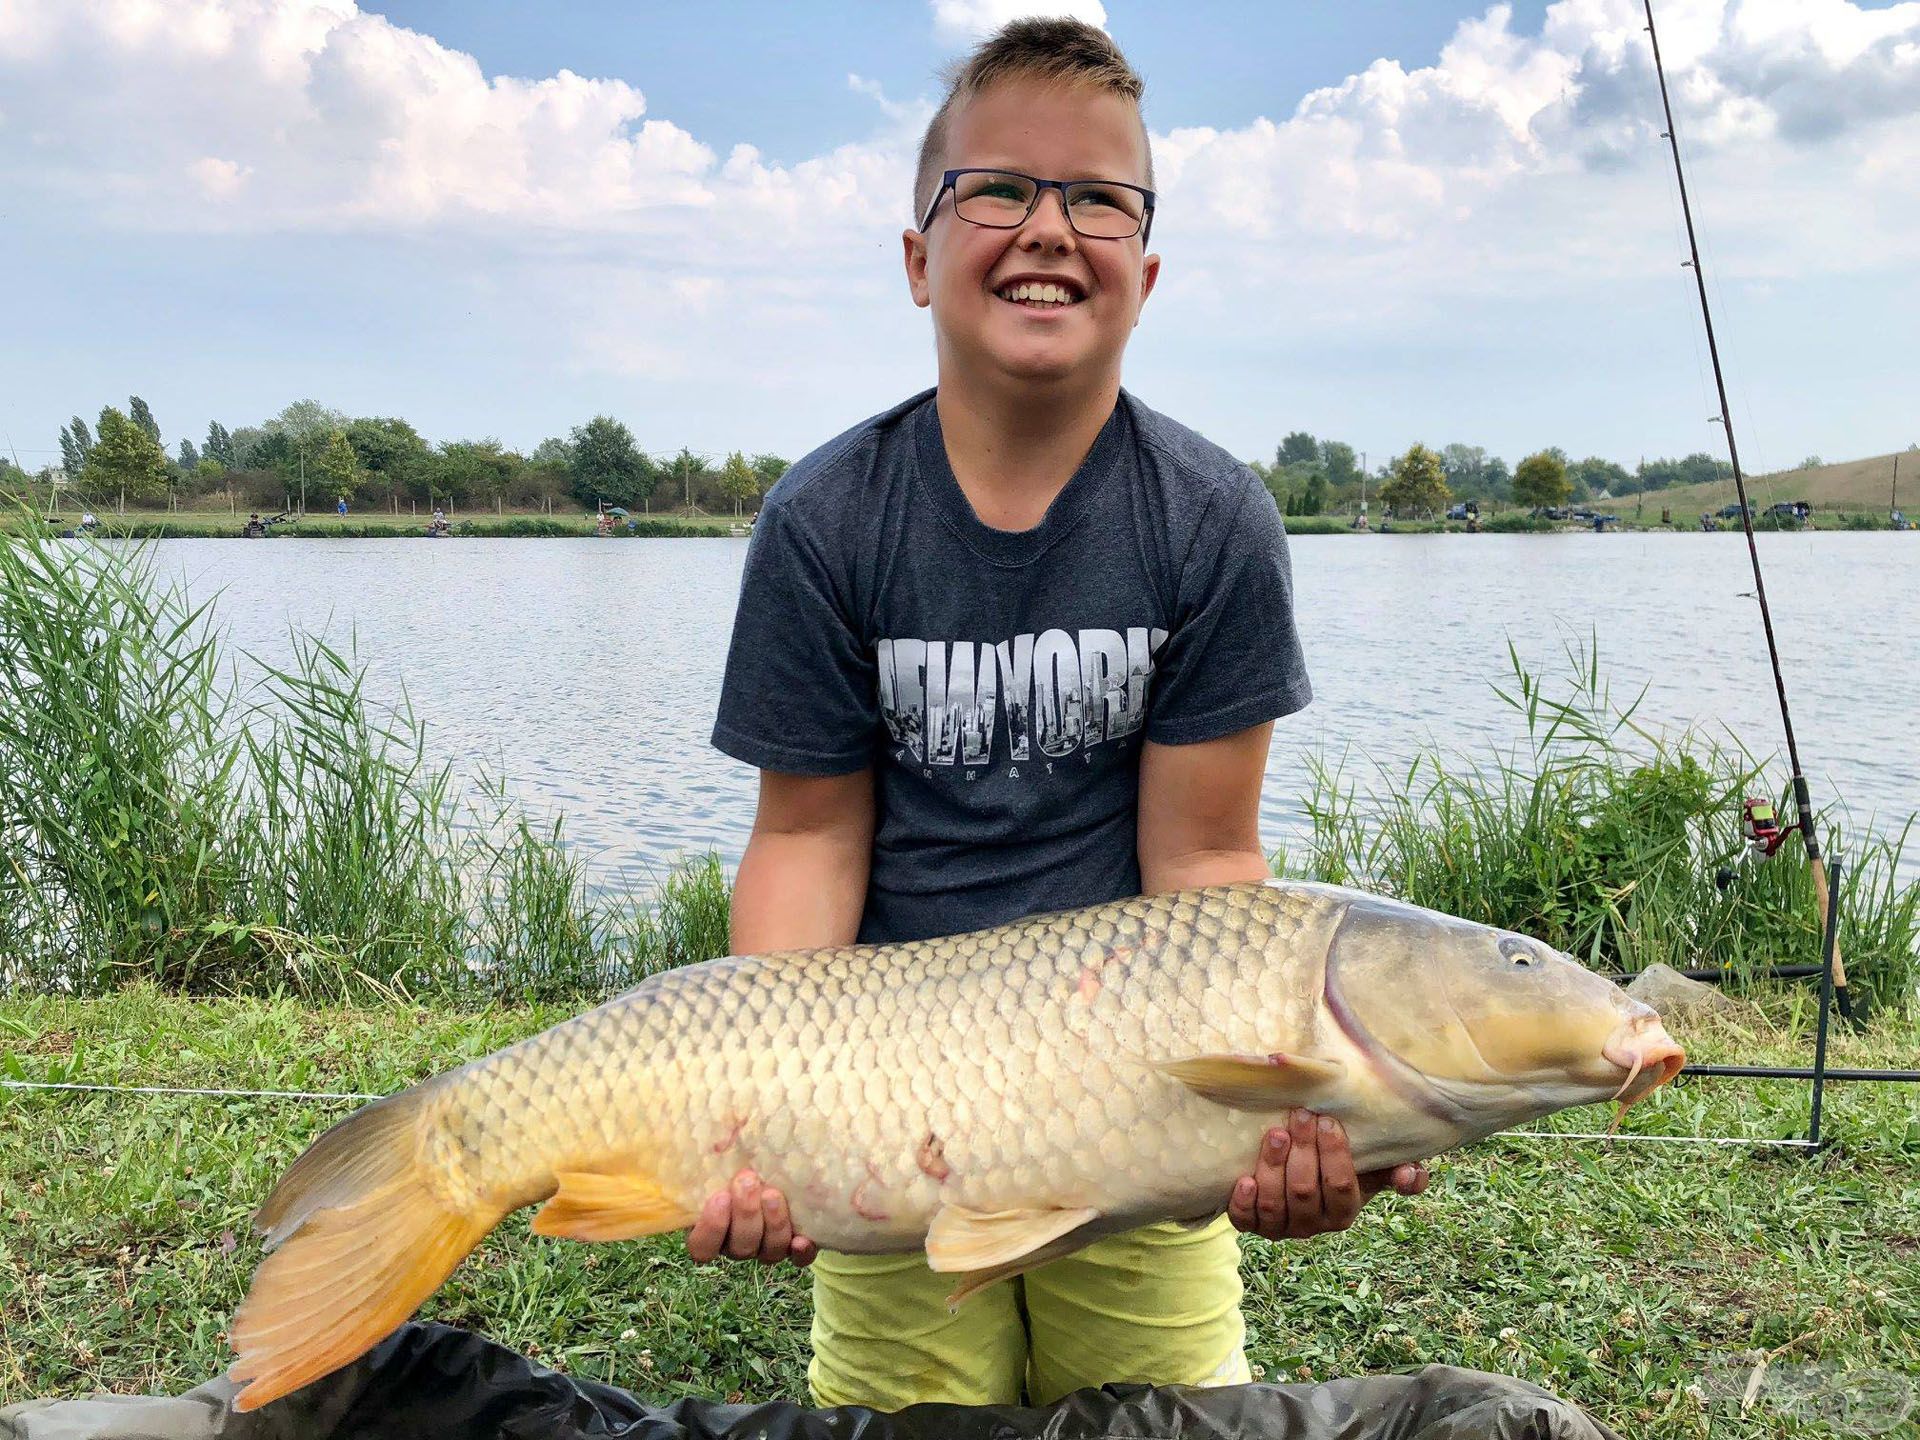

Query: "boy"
left=702, top=19, right=1425, bottom=1411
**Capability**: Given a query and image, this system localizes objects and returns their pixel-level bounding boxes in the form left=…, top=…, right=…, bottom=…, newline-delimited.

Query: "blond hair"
left=913, top=17, right=1152, bottom=224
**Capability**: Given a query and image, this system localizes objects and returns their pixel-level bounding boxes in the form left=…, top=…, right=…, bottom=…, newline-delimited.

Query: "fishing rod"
left=1642, top=0, right=1852, bottom=1022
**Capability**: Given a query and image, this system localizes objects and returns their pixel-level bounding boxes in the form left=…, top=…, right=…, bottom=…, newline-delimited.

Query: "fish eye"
left=1498, top=937, right=1537, bottom=968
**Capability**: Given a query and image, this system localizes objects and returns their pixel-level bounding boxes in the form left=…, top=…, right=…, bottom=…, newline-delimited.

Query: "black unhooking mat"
left=1, top=1322, right=1625, bottom=1440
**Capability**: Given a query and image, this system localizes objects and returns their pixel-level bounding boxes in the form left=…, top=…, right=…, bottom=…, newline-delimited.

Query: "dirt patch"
left=18, top=1028, right=75, bottom=1056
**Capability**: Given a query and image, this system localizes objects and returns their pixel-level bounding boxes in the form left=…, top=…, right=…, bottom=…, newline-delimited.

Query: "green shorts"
left=807, top=1216, right=1249, bottom=1410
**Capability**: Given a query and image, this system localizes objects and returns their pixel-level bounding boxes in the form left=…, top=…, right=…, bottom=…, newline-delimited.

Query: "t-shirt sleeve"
left=710, top=502, right=878, bottom=775
left=1146, top=472, right=1313, bottom=745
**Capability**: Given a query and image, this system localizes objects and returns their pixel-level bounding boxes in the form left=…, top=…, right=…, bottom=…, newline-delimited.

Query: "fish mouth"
left=1603, top=1012, right=1686, bottom=1109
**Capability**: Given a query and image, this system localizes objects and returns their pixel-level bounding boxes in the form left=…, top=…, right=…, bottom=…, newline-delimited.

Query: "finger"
left=1252, top=1127, right=1289, bottom=1235
left=726, top=1171, right=765, bottom=1260
left=1284, top=1109, right=1323, bottom=1234
left=1228, top=1174, right=1258, bottom=1233
left=759, top=1187, right=794, bottom=1265
left=1315, top=1115, right=1363, bottom=1229
left=687, top=1190, right=731, bottom=1264
left=1395, top=1162, right=1431, bottom=1196
left=790, top=1234, right=818, bottom=1268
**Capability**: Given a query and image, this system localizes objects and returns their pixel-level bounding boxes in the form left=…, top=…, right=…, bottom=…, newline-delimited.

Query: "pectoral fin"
left=531, top=1167, right=698, bottom=1242
left=925, top=1203, right=1099, bottom=1275
left=1155, top=1051, right=1345, bottom=1111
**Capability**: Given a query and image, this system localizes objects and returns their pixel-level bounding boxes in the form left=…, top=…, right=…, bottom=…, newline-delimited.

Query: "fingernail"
left=1235, top=1178, right=1255, bottom=1203
left=1292, top=1109, right=1314, bottom=1132
left=1266, top=1132, right=1288, bottom=1160
left=1318, top=1115, right=1337, bottom=1136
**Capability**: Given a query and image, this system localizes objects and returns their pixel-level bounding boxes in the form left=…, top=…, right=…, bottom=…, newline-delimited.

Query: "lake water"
left=149, top=533, right=1919, bottom=890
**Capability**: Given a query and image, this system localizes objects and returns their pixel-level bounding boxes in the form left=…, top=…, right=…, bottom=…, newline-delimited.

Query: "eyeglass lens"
left=951, top=171, right=1146, bottom=238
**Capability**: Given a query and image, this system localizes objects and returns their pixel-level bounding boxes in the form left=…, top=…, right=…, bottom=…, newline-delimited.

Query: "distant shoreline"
left=6, top=510, right=1914, bottom=540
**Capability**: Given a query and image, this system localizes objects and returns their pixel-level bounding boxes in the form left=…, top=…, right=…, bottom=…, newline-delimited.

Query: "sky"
left=2, top=0, right=1917, bottom=476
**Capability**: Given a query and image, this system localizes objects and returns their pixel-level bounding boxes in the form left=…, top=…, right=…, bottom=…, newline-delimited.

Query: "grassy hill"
left=1594, top=449, right=1916, bottom=519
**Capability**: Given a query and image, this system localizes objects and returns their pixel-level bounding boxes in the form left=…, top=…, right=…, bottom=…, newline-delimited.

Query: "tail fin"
left=228, top=1086, right=505, bottom=1412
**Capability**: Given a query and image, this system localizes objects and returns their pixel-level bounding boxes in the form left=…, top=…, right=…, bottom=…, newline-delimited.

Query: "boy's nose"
left=1017, top=189, right=1077, bottom=250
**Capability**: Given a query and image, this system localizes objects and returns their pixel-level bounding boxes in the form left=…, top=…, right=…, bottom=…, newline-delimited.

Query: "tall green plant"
left=1301, top=642, right=1918, bottom=1010
left=0, top=527, right=241, bottom=990
left=0, top=514, right=738, bottom=1002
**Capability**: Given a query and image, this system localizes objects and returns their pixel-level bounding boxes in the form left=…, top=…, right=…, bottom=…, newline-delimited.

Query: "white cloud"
left=2, top=0, right=1916, bottom=462
left=186, top=155, right=250, bottom=199
left=929, top=0, right=1109, bottom=45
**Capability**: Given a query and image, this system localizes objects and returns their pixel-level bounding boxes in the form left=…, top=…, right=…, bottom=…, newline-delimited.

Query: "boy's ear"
left=1135, top=250, right=1162, bottom=323
left=903, top=229, right=933, bottom=308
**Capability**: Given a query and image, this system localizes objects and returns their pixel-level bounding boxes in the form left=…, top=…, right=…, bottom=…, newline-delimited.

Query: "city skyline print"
left=877, top=626, right=1168, bottom=774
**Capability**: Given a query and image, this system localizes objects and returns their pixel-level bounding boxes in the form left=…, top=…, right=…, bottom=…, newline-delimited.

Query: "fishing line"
left=1641, top=0, right=1851, bottom=1021
left=0, top=1079, right=381, bottom=1102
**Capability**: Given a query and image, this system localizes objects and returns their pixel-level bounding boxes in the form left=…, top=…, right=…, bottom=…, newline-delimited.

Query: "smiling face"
left=904, top=76, right=1160, bottom=397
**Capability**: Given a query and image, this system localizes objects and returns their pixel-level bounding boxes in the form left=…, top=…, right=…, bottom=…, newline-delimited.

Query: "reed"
left=1296, top=641, right=1919, bottom=1011
left=0, top=519, right=730, bottom=1002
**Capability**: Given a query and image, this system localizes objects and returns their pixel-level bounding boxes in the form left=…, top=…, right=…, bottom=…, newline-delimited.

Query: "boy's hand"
left=686, top=1169, right=817, bottom=1267
left=1227, top=1109, right=1429, bottom=1240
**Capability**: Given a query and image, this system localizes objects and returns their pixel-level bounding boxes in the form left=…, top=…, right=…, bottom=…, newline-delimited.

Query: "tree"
left=345, top=417, right=430, bottom=503
left=1798, top=455, right=1825, bottom=471
left=432, top=439, right=518, bottom=510
left=1440, top=443, right=1487, bottom=489
left=87, top=406, right=170, bottom=504
left=750, top=453, right=790, bottom=494
left=265, top=400, right=350, bottom=491
left=1512, top=450, right=1572, bottom=510
left=230, top=425, right=289, bottom=474
left=1319, top=440, right=1360, bottom=489
left=718, top=451, right=761, bottom=516
left=1276, top=431, right=1318, bottom=468
left=1379, top=443, right=1450, bottom=517
left=204, top=421, right=236, bottom=468
left=666, top=447, right=713, bottom=511
left=314, top=429, right=363, bottom=503
left=1567, top=456, right=1629, bottom=499
left=569, top=415, right=651, bottom=508
left=59, top=417, right=93, bottom=478
left=129, top=396, right=161, bottom=448
left=177, top=438, right=200, bottom=471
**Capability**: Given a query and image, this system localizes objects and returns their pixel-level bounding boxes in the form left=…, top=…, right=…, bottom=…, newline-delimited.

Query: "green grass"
left=2, top=985, right=1914, bottom=1433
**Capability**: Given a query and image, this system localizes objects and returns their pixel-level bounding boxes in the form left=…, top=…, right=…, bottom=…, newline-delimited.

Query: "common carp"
left=228, top=880, right=1684, bottom=1410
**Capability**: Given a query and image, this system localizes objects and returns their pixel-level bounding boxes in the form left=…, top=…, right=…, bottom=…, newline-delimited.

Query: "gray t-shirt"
left=711, top=388, right=1311, bottom=944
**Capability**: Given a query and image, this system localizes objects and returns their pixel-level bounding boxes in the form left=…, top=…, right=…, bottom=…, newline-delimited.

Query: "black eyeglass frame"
left=917, top=168, right=1156, bottom=246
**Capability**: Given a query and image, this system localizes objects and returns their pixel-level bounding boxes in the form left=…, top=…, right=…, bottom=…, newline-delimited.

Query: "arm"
left=730, top=767, right=874, bottom=954
left=1137, top=725, right=1429, bottom=1239
left=686, top=767, right=874, bottom=1268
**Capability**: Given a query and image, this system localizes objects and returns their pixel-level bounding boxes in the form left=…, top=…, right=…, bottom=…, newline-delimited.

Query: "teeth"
left=998, top=282, right=1079, bottom=305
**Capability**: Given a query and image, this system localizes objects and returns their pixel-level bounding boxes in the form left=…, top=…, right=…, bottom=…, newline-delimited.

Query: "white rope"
left=1496, top=1128, right=1813, bottom=1148
left=0, top=1078, right=381, bottom=1102
left=2, top=1077, right=1815, bottom=1147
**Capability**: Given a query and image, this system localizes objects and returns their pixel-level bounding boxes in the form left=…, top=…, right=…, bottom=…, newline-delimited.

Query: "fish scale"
left=227, top=878, right=1685, bottom=1412
left=429, top=881, right=1337, bottom=1252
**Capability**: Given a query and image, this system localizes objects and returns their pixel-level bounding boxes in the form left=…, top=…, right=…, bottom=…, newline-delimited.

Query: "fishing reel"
left=1715, top=797, right=1791, bottom=892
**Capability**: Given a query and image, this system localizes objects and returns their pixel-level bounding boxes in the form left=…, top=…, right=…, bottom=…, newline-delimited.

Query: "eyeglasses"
left=918, top=168, right=1156, bottom=243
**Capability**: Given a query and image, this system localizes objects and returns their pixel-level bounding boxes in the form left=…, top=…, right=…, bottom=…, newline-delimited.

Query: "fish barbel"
left=228, top=879, right=1684, bottom=1410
